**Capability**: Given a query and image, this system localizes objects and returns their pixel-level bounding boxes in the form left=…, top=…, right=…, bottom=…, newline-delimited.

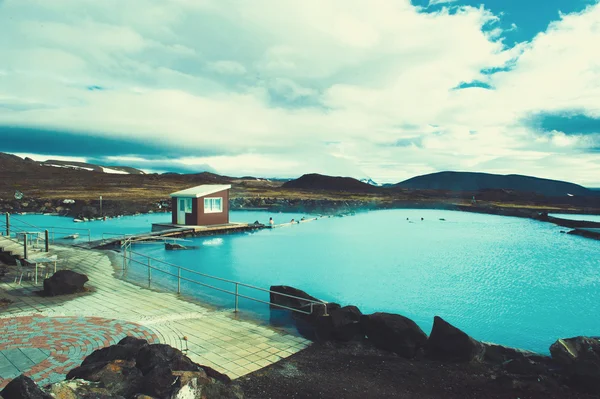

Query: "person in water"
left=290, top=218, right=295, bottom=223
left=269, top=217, right=274, bottom=226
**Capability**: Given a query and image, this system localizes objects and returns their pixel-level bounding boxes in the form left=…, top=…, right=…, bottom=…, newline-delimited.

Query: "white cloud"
left=206, top=61, right=247, bottom=75
left=0, top=0, right=599, bottom=185
left=12, top=153, right=88, bottom=163
left=428, top=0, right=457, bottom=6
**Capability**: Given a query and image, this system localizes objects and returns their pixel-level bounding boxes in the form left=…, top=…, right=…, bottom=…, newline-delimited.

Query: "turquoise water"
left=11, top=209, right=600, bottom=353
left=549, top=213, right=600, bottom=223
left=7, top=211, right=307, bottom=242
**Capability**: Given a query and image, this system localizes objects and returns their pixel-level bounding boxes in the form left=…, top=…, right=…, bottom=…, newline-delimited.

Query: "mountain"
left=359, top=178, right=381, bottom=186
left=42, top=160, right=145, bottom=174
left=395, top=171, right=595, bottom=197
left=282, top=173, right=381, bottom=192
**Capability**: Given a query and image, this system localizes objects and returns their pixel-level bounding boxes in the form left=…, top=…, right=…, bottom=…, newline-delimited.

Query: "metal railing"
left=2, top=214, right=91, bottom=242
left=120, top=237, right=328, bottom=316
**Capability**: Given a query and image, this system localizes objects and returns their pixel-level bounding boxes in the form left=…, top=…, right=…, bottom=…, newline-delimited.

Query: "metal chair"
left=14, top=258, right=33, bottom=285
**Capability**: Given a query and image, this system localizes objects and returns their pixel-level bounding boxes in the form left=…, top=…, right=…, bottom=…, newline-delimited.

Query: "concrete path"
left=0, top=245, right=309, bottom=388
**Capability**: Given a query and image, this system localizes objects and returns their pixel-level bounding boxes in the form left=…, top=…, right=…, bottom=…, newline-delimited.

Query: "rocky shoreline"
left=2, top=196, right=599, bottom=223
left=262, top=285, right=600, bottom=398
left=0, top=337, right=243, bottom=399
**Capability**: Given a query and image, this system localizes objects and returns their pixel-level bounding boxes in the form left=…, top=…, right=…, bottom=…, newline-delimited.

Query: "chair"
left=14, top=258, right=33, bottom=285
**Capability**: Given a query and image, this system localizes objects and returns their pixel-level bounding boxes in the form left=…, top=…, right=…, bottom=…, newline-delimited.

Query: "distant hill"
left=359, top=178, right=381, bottom=186
left=42, top=160, right=145, bottom=175
left=282, top=173, right=380, bottom=192
left=395, top=171, right=595, bottom=197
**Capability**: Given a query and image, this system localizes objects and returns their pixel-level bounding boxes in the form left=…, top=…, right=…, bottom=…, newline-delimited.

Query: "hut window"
left=204, top=197, right=223, bottom=213
left=184, top=198, right=192, bottom=213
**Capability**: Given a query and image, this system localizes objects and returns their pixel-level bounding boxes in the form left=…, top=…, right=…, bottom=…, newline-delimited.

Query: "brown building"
left=170, top=184, right=231, bottom=226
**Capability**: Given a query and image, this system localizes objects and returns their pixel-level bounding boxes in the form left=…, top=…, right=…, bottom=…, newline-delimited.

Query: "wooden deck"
left=77, top=222, right=263, bottom=250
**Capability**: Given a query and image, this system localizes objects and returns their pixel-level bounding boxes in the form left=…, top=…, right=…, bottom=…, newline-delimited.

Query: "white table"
left=25, top=255, right=58, bottom=284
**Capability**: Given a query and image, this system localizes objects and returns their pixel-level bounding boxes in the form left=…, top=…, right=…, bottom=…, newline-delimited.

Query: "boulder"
left=200, top=365, right=232, bottom=384
left=66, top=359, right=143, bottom=397
left=426, top=316, right=485, bottom=362
left=139, top=366, right=178, bottom=398
left=42, top=270, right=88, bottom=296
left=269, top=285, right=321, bottom=311
left=329, top=306, right=364, bottom=342
left=363, top=312, right=428, bottom=358
left=292, top=302, right=341, bottom=342
left=165, top=243, right=187, bottom=250
left=550, top=336, right=600, bottom=393
left=484, top=343, right=546, bottom=364
left=135, top=344, right=202, bottom=375
left=48, top=379, right=126, bottom=399
left=82, top=343, right=143, bottom=366
left=484, top=343, right=551, bottom=375
left=118, top=336, right=150, bottom=350
left=0, top=375, right=51, bottom=399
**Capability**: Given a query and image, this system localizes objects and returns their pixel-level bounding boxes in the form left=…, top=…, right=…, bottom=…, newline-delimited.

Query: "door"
left=177, top=198, right=186, bottom=224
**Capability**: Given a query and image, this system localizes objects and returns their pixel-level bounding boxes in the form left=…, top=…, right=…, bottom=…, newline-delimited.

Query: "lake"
left=11, top=209, right=600, bottom=354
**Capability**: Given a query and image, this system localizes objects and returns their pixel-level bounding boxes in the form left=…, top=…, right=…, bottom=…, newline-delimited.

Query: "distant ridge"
left=395, top=171, right=595, bottom=197
left=282, top=173, right=380, bottom=192
left=42, top=159, right=145, bottom=174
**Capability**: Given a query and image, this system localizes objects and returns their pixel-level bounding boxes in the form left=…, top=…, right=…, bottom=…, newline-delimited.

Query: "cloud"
left=206, top=61, right=247, bottom=75
left=0, top=0, right=599, bottom=185
left=428, top=0, right=457, bottom=6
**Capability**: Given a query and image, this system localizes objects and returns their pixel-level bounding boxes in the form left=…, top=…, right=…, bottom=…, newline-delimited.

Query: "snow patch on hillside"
left=45, top=164, right=94, bottom=171
left=101, top=166, right=129, bottom=174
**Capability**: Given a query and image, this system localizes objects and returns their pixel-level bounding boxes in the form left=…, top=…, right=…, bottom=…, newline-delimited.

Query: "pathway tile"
left=0, top=244, right=310, bottom=388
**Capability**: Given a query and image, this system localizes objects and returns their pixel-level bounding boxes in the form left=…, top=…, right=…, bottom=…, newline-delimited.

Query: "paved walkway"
left=0, top=245, right=309, bottom=388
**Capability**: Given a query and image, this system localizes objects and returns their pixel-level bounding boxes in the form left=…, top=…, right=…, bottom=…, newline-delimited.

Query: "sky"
left=0, top=0, right=599, bottom=185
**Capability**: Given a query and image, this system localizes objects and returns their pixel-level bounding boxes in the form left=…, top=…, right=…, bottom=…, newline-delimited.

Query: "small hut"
left=170, top=184, right=231, bottom=226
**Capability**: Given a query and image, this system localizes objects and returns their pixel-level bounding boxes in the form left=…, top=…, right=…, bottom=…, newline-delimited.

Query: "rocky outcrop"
left=329, top=306, right=364, bottom=342
left=67, top=359, right=143, bottom=397
left=0, top=375, right=51, bottom=399
left=269, top=285, right=322, bottom=311
left=165, top=243, right=187, bottom=250
left=42, top=270, right=88, bottom=296
left=363, top=312, right=428, bottom=358
left=80, top=337, right=147, bottom=366
left=484, top=343, right=552, bottom=374
left=550, top=336, right=600, bottom=393
left=425, top=316, right=485, bottom=362
left=42, top=337, right=243, bottom=398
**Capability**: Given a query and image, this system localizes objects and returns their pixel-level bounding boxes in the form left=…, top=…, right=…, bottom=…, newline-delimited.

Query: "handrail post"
left=147, top=258, right=152, bottom=287
left=88, top=229, right=91, bottom=242
left=177, top=267, right=181, bottom=294
left=23, top=233, right=28, bottom=260
left=323, top=303, right=328, bottom=316
left=5, top=213, right=9, bottom=236
left=45, top=230, right=49, bottom=252
left=234, top=283, right=239, bottom=312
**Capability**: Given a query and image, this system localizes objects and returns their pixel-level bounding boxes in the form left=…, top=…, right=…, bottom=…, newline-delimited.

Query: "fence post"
left=147, top=258, right=152, bottom=288
left=234, top=283, right=239, bottom=312
left=23, top=233, right=28, bottom=260
left=88, top=229, right=91, bottom=242
left=45, top=230, right=49, bottom=252
left=5, top=213, right=9, bottom=236
left=177, top=267, right=181, bottom=294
